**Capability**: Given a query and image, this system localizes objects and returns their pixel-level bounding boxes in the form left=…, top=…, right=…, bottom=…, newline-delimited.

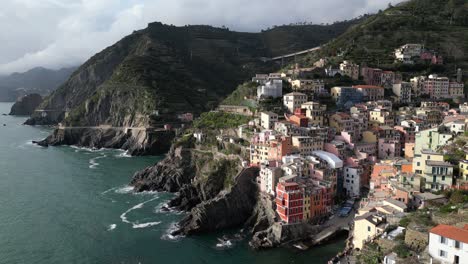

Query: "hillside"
left=27, top=21, right=358, bottom=127
left=300, top=0, right=468, bottom=75
left=0, top=67, right=76, bottom=102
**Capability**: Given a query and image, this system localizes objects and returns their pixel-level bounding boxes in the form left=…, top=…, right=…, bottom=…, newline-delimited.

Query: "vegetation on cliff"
left=298, top=0, right=468, bottom=82
left=28, top=19, right=360, bottom=128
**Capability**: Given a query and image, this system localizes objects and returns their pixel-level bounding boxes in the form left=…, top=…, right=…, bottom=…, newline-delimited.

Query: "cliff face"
left=9, top=94, right=43, bottom=116
left=37, top=127, right=174, bottom=156
left=131, top=146, right=265, bottom=235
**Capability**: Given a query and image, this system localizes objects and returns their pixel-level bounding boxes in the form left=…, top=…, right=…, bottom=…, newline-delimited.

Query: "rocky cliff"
left=9, top=94, right=43, bottom=116
left=36, top=127, right=174, bottom=156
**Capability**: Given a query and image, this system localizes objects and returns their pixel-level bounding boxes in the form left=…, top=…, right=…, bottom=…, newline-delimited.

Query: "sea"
left=0, top=102, right=345, bottom=264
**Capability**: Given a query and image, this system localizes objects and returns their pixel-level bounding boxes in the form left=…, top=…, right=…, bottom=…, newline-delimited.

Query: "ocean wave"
left=114, top=186, right=134, bottom=194
left=107, top=224, right=117, bottom=231
left=161, top=222, right=184, bottom=242
left=89, top=155, right=106, bottom=169
left=132, top=221, right=161, bottom=229
left=71, top=145, right=103, bottom=152
left=119, top=196, right=159, bottom=226
left=115, top=150, right=132, bottom=158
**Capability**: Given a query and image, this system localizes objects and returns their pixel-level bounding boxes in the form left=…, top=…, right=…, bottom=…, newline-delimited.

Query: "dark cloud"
left=0, top=0, right=404, bottom=74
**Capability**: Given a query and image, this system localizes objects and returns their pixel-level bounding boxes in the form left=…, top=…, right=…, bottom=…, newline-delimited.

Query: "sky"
left=0, top=0, right=405, bottom=75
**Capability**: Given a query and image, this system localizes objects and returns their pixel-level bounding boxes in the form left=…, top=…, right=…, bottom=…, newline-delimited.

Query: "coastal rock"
left=131, top=146, right=197, bottom=191
left=37, top=127, right=174, bottom=156
left=173, top=167, right=259, bottom=235
left=246, top=193, right=277, bottom=235
left=9, top=94, right=43, bottom=116
left=249, top=222, right=320, bottom=249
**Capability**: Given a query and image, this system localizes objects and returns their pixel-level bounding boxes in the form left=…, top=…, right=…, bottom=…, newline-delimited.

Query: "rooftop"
left=284, top=92, right=306, bottom=96
left=430, top=224, right=468, bottom=244
left=414, top=192, right=445, bottom=201
left=426, top=160, right=453, bottom=167
left=353, top=85, right=384, bottom=89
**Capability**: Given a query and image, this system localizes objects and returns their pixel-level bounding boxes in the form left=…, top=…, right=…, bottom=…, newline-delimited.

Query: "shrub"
left=394, top=243, right=412, bottom=258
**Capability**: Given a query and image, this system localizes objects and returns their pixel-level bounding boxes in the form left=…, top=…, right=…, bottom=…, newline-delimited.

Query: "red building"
left=276, top=182, right=304, bottom=223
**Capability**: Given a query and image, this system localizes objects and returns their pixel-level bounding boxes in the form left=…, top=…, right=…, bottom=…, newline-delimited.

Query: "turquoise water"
left=0, top=102, right=345, bottom=264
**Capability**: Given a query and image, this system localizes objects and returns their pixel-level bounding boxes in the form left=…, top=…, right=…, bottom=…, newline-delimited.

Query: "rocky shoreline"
left=35, top=127, right=174, bottom=156
left=9, top=94, right=43, bottom=116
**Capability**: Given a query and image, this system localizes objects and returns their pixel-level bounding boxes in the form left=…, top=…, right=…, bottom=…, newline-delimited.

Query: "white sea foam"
left=107, top=224, right=117, bottom=231
left=215, top=239, right=233, bottom=249
left=116, top=150, right=132, bottom=158
left=89, top=155, right=106, bottom=169
left=161, top=222, right=184, bottom=241
left=114, top=186, right=134, bottom=194
left=119, top=196, right=159, bottom=226
left=101, top=187, right=117, bottom=195
left=132, top=221, right=161, bottom=229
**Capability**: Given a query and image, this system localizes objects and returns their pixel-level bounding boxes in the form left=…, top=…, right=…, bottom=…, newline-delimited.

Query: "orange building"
left=267, top=136, right=293, bottom=162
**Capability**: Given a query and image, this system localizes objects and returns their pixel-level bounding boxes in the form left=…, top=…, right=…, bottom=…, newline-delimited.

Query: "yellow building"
left=369, top=108, right=394, bottom=127
left=292, top=136, right=323, bottom=156
left=290, top=79, right=325, bottom=94
left=413, top=149, right=453, bottom=191
left=353, top=212, right=387, bottom=249
left=301, top=101, right=326, bottom=126
left=458, top=154, right=468, bottom=184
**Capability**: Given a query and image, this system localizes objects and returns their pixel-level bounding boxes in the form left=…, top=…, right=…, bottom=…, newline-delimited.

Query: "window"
left=368, top=226, right=371, bottom=232
left=439, top=250, right=447, bottom=258
left=455, top=240, right=461, bottom=249
left=440, top=236, right=447, bottom=244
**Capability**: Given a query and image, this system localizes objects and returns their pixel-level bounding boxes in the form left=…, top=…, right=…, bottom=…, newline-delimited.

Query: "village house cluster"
left=211, top=42, right=467, bottom=263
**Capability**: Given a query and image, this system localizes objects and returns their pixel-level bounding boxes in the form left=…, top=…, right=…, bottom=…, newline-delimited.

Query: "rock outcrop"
left=174, top=167, right=259, bottom=235
left=249, top=222, right=320, bottom=249
left=9, top=94, right=43, bottom=116
left=37, top=127, right=174, bottom=156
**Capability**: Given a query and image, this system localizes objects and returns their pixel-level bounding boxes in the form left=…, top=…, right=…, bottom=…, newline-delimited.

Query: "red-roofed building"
left=429, top=224, right=468, bottom=263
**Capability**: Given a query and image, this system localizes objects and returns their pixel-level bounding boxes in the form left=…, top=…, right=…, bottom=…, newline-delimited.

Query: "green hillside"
left=28, top=20, right=359, bottom=126
left=300, top=0, right=468, bottom=74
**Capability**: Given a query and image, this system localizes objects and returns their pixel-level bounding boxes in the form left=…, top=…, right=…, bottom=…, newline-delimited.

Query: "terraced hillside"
left=300, top=0, right=468, bottom=74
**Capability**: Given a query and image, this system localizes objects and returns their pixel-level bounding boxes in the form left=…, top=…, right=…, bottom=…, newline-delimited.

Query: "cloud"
left=0, top=0, right=404, bottom=74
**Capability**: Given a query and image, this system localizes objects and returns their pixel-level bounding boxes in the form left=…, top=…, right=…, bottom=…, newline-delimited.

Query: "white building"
left=259, top=165, right=283, bottom=196
left=460, top=103, right=468, bottom=115
left=283, top=92, right=307, bottom=113
left=257, top=79, right=283, bottom=99
left=429, top=224, right=468, bottom=264
left=325, top=66, right=341, bottom=77
left=343, top=166, right=361, bottom=197
left=260, top=111, right=278, bottom=130
left=392, top=82, right=412, bottom=103
left=252, top=74, right=269, bottom=85
left=394, top=44, right=422, bottom=64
